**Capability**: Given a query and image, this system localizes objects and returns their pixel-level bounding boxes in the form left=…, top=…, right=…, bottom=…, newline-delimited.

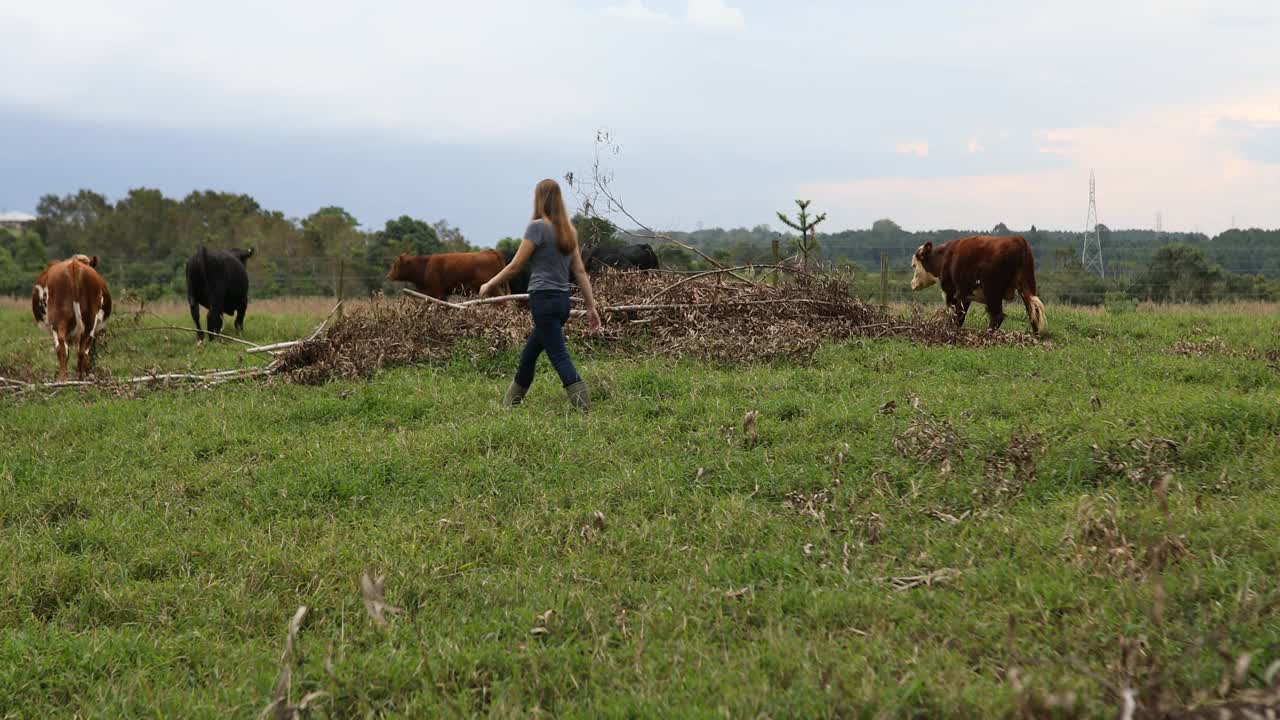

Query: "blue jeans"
left=514, top=291, right=582, bottom=389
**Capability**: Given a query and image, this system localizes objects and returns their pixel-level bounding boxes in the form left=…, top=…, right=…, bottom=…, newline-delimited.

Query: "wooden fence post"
left=880, top=252, right=889, bottom=307
left=336, top=258, right=346, bottom=319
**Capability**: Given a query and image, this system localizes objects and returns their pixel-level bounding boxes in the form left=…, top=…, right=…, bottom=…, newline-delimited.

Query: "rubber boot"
left=502, top=381, right=528, bottom=407
left=565, top=381, right=591, bottom=414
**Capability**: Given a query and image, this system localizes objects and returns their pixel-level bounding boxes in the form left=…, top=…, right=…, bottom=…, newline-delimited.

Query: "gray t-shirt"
left=524, top=219, right=573, bottom=293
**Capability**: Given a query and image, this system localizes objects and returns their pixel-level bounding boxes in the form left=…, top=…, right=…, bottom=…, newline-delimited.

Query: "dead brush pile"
left=893, top=411, right=972, bottom=466
left=1167, top=335, right=1280, bottom=373
left=277, top=270, right=1042, bottom=384
left=1090, top=437, right=1181, bottom=489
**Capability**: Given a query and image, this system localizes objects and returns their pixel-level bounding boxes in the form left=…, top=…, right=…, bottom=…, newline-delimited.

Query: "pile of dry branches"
left=276, top=270, right=1042, bottom=384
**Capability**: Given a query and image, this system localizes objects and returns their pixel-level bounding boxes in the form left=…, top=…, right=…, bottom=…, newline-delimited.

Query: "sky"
left=2, top=0, right=1279, bottom=243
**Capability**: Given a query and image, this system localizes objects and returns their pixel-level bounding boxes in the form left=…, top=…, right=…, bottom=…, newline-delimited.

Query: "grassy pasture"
left=1, top=298, right=1278, bottom=718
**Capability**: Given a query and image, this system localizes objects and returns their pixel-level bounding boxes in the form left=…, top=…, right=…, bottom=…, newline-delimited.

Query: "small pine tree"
left=776, top=200, right=827, bottom=270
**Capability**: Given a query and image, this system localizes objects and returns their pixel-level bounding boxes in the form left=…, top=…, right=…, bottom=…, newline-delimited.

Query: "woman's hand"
left=586, top=307, right=602, bottom=333
left=479, top=280, right=497, bottom=297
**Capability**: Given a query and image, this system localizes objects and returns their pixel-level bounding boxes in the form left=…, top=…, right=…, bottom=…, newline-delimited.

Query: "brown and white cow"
left=387, top=250, right=506, bottom=299
left=32, top=254, right=113, bottom=380
left=910, top=235, right=1046, bottom=334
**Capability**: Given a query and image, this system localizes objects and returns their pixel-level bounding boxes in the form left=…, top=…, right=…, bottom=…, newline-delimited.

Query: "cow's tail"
left=67, top=257, right=88, bottom=337
left=192, top=245, right=210, bottom=305
left=1019, top=238, right=1046, bottom=334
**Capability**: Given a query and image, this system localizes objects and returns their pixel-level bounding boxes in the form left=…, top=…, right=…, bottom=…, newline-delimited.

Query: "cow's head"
left=640, top=244, right=658, bottom=267
left=910, top=242, right=939, bottom=291
left=235, top=247, right=255, bottom=265
left=387, top=254, right=410, bottom=282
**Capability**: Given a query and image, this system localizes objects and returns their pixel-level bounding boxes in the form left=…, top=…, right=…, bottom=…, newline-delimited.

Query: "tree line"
left=2, top=187, right=1278, bottom=305
left=660, top=219, right=1280, bottom=304
left=0, top=189, right=491, bottom=300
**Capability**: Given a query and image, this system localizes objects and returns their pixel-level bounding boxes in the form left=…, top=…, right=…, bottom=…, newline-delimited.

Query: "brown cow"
left=910, top=235, right=1046, bottom=334
left=387, top=250, right=506, bottom=298
left=32, top=254, right=113, bottom=380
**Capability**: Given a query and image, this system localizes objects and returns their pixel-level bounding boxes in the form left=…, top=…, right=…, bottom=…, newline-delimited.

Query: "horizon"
left=4, top=1, right=1279, bottom=242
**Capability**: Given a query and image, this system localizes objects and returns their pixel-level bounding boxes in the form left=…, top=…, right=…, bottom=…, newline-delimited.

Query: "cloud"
left=1203, top=98, right=1280, bottom=164
left=607, top=0, right=745, bottom=31
left=800, top=99, right=1280, bottom=235
left=603, top=0, right=672, bottom=23
left=0, top=1, right=609, bottom=143
left=686, top=0, right=745, bottom=30
left=967, top=138, right=985, bottom=154
left=895, top=142, right=930, bottom=158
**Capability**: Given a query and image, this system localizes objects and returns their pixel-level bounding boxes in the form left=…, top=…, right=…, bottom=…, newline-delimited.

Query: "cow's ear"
left=89, top=255, right=99, bottom=267
left=922, top=242, right=933, bottom=257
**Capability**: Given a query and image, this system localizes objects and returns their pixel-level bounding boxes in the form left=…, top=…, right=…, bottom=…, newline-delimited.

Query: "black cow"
left=501, top=250, right=532, bottom=294
left=186, top=246, right=254, bottom=340
left=586, top=243, right=659, bottom=273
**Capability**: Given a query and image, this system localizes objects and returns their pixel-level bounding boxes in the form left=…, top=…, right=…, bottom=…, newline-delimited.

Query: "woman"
left=480, top=179, right=602, bottom=412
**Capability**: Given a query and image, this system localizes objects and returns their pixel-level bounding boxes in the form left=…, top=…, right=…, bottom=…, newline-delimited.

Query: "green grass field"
left=1, top=298, right=1278, bottom=718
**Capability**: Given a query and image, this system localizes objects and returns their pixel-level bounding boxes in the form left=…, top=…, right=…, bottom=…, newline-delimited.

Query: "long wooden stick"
left=602, top=298, right=843, bottom=313
left=2, top=368, right=272, bottom=394
left=647, top=264, right=814, bottom=302
left=246, top=341, right=301, bottom=354
left=662, top=239, right=759, bottom=286
left=579, top=167, right=759, bottom=287
left=458, top=293, right=528, bottom=307
left=232, top=300, right=340, bottom=355
left=611, top=229, right=757, bottom=285
left=401, top=288, right=466, bottom=309
left=405, top=289, right=583, bottom=309
left=312, top=301, right=343, bottom=336
left=401, top=283, right=837, bottom=316
left=109, top=325, right=261, bottom=348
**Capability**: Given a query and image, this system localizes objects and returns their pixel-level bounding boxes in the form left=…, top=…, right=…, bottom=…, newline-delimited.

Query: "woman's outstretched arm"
left=571, top=247, right=602, bottom=332
left=480, top=240, right=534, bottom=296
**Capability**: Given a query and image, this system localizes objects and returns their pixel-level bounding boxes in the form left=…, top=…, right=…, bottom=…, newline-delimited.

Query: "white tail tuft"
left=1028, top=296, right=1046, bottom=334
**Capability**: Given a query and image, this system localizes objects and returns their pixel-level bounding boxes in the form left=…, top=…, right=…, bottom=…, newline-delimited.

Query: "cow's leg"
left=985, top=279, right=1010, bottom=330
left=77, top=333, right=94, bottom=379
left=985, top=298, right=1006, bottom=330
left=234, top=304, right=246, bottom=333
left=190, top=300, right=204, bottom=342
left=944, top=289, right=967, bottom=327
left=54, top=330, right=69, bottom=381
left=206, top=301, right=225, bottom=338
left=77, top=302, right=99, bottom=378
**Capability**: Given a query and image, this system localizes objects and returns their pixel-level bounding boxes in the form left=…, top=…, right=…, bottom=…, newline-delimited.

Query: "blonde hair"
left=532, top=178, right=577, bottom=255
